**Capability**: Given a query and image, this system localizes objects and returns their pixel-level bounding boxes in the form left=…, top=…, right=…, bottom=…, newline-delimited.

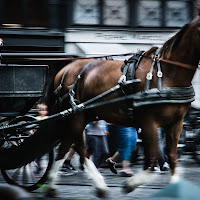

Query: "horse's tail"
left=40, top=68, right=58, bottom=114
left=0, top=118, right=64, bottom=169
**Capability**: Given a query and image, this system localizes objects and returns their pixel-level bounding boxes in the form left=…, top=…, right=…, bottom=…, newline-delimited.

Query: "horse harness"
left=0, top=49, right=195, bottom=131
left=119, top=48, right=195, bottom=108
left=53, top=48, right=195, bottom=115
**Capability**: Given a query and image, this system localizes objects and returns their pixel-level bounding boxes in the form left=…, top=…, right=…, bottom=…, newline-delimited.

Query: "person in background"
left=85, top=119, right=109, bottom=168
left=60, top=118, right=109, bottom=174
left=140, top=128, right=169, bottom=172
left=59, top=147, right=78, bottom=175
left=36, top=103, right=48, bottom=120
left=30, top=103, right=48, bottom=135
left=106, top=125, right=138, bottom=177
left=31, top=103, right=49, bottom=174
left=157, top=128, right=169, bottom=171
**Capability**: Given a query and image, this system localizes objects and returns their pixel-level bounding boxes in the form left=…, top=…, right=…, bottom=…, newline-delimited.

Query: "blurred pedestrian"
left=31, top=103, right=49, bottom=174
left=30, top=103, right=48, bottom=135
left=36, top=103, right=48, bottom=120
left=158, top=128, right=169, bottom=171
left=59, top=147, right=78, bottom=175
left=85, top=119, right=109, bottom=168
left=106, top=125, right=138, bottom=177
left=143, top=127, right=169, bottom=172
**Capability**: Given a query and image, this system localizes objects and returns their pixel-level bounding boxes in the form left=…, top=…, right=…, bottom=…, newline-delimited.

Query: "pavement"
left=0, top=154, right=200, bottom=200
left=29, top=154, right=200, bottom=200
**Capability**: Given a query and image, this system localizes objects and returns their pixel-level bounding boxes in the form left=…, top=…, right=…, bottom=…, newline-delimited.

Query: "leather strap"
left=159, top=58, right=197, bottom=71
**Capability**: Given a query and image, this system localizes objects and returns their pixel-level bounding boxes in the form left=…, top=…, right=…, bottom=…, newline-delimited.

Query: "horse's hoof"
left=96, top=188, right=108, bottom=198
left=80, top=165, right=84, bottom=171
left=45, top=188, right=58, bottom=198
left=122, top=183, right=134, bottom=194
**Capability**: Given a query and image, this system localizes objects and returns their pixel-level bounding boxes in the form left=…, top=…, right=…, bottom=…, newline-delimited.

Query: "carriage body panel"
left=0, top=64, right=48, bottom=115
left=0, top=64, right=47, bottom=97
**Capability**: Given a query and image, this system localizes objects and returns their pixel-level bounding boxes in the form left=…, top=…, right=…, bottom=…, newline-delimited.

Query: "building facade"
left=0, top=0, right=199, bottom=107
left=0, top=0, right=196, bottom=53
left=64, top=0, right=195, bottom=56
left=0, top=0, right=67, bottom=52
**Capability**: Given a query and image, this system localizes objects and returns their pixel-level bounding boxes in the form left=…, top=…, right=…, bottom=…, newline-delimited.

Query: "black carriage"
left=0, top=53, right=77, bottom=191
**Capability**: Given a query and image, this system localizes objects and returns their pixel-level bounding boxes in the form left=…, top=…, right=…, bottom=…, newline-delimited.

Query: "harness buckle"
left=118, top=75, right=126, bottom=84
left=146, top=72, right=153, bottom=80
left=157, top=71, right=163, bottom=78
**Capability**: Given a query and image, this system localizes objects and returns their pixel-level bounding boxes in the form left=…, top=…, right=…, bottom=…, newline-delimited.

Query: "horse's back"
left=78, top=60, right=123, bottom=101
left=54, top=59, right=95, bottom=92
left=55, top=59, right=123, bottom=99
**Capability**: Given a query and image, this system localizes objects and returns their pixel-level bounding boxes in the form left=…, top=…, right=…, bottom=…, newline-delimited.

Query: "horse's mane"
left=144, top=46, right=158, bottom=56
left=159, top=24, right=189, bottom=58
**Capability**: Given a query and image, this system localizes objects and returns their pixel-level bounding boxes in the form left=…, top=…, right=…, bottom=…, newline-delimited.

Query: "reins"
left=18, top=52, right=198, bottom=71
left=158, top=58, right=197, bottom=70
left=142, top=49, right=198, bottom=71
left=6, top=53, right=134, bottom=62
left=1, top=50, right=197, bottom=71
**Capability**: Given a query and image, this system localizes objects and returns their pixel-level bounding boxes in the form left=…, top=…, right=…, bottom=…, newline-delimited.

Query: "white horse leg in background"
left=84, top=158, right=109, bottom=197
left=46, top=158, right=65, bottom=196
left=123, top=169, right=181, bottom=193
left=170, top=173, right=180, bottom=183
left=45, top=156, right=108, bottom=197
left=123, top=170, right=152, bottom=193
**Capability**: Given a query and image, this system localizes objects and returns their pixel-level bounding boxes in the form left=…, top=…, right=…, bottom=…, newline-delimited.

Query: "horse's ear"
left=194, top=3, right=200, bottom=17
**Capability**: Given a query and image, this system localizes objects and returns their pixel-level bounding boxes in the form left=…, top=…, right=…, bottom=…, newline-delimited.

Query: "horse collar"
left=119, top=50, right=145, bottom=84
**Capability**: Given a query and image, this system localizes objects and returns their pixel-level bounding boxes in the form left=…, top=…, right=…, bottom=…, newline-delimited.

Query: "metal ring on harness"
left=146, top=72, right=153, bottom=80
left=157, top=71, right=163, bottom=78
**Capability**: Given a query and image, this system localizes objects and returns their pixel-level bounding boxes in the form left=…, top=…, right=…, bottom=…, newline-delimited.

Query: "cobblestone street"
left=20, top=155, right=200, bottom=199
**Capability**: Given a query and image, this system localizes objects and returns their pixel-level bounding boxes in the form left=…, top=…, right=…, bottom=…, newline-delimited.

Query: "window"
left=26, top=0, right=47, bottom=27
left=72, top=0, right=193, bottom=28
left=3, top=0, right=23, bottom=27
left=165, top=1, right=190, bottom=27
left=73, top=0, right=100, bottom=25
left=1, top=0, right=47, bottom=28
left=134, top=0, right=193, bottom=27
left=137, top=0, right=161, bottom=27
left=103, top=0, right=128, bottom=25
left=72, top=0, right=129, bottom=26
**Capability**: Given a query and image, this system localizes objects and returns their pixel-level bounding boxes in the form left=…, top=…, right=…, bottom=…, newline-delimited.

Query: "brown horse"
left=0, top=6, right=200, bottom=198
left=40, top=7, right=200, bottom=196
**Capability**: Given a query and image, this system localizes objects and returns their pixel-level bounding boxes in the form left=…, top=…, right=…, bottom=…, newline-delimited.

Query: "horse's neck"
left=160, top=40, right=199, bottom=87
left=161, top=63, right=196, bottom=88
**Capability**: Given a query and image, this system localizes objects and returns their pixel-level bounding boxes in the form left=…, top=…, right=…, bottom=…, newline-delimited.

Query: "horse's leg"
left=123, top=120, right=160, bottom=193
left=72, top=134, right=86, bottom=171
left=74, top=132, right=109, bottom=197
left=165, top=119, right=183, bottom=183
left=46, top=140, right=72, bottom=197
left=46, top=131, right=86, bottom=197
left=47, top=114, right=86, bottom=186
left=83, top=158, right=109, bottom=197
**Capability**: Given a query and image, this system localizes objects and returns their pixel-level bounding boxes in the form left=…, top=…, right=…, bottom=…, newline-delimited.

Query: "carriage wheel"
left=1, top=115, right=54, bottom=191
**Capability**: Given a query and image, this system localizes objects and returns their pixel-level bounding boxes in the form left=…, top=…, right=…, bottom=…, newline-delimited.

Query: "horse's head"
left=160, top=4, right=200, bottom=68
